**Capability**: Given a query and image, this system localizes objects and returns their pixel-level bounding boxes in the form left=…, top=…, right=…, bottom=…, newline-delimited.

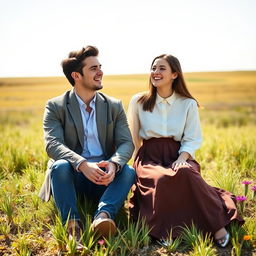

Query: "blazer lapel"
left=67, top=89, right=84, bottom=147
left=96, top=92, right=107, bottom=153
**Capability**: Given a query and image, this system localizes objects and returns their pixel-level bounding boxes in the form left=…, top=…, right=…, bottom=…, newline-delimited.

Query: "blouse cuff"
left=178, top=147, right=195, bottom=159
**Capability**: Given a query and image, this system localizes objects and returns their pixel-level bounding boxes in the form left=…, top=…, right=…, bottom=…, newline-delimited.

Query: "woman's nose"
left=152, top=68, right=160, bottom=74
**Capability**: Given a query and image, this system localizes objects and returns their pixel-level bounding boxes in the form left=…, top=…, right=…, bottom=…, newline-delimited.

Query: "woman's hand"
left=171, top=152, right=191, bottom=172
left=172, top=159, right=191, bottom=171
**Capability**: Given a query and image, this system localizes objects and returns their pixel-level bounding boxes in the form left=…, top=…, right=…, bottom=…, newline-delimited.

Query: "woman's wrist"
left=178, top=152, right=190, bottom=161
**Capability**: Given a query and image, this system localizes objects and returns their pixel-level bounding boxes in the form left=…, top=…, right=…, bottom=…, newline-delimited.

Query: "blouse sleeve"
left=179, top=100, right=202, bottom=158
left=127, top=95, right=143, bottom=158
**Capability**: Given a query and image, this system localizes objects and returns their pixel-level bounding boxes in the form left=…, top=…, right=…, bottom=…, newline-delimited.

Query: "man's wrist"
left=76, top=160, right=87, bottom=172
left=110, top=161, right=121, bottom=173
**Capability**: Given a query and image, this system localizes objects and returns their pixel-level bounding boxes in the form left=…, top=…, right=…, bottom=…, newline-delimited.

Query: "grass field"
left=0, top=71, right=256, bottom=255
left=1, top=71, right=256, bottom=110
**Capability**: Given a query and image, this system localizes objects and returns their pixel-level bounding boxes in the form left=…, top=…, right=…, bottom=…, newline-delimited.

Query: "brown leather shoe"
left=91, top=218, right=117, bottom=238
left=67, top=220, right=84, bottom=251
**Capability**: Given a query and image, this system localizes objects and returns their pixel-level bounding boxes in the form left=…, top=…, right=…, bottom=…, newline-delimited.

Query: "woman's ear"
left=172, top=72, right=178, bottom=80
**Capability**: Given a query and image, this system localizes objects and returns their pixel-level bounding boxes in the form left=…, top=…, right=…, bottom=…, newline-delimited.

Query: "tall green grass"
left=0, top=109, right=255, bottom=255
left=0, top=112, right=47, bottom=178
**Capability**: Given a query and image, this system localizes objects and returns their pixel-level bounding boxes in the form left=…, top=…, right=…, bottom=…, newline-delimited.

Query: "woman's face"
left=150, top=58, right=176, bottom=89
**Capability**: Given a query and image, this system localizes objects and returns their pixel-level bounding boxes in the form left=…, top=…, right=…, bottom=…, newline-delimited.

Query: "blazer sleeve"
left=108, top=101, right=134, bottom=168
left=43, top=100, right=85, bottom=169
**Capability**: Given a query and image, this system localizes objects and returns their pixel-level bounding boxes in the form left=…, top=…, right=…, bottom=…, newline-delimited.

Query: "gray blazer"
left=39, top=89, right=134, bottom=201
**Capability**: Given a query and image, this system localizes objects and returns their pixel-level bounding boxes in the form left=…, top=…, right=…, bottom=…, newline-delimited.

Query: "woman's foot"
left=214, top=228, right=230, bottom=248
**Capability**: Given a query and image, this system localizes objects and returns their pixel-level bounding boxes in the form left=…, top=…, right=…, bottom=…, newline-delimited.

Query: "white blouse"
left=127, top=91, right=202, bottom=158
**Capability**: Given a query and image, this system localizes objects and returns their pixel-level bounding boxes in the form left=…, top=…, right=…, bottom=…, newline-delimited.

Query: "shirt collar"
left=74, top=91, right=96, bottom=109
left=156, top=91, right=177, bottom=105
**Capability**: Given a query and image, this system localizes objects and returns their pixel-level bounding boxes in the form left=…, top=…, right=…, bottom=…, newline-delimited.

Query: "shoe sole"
left=93, top=219, right=117, bottom=237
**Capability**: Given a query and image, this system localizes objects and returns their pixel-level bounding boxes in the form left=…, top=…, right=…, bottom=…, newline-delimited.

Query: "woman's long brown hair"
left=138, top=54, right=198, bottom=112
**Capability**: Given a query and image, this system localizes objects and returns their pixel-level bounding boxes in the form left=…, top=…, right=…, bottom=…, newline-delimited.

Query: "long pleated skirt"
left=129, top=138, right=244, bottom=239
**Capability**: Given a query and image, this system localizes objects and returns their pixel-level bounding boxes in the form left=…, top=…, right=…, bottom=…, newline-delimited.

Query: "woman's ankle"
left=215, top=227, right=227, bottom=239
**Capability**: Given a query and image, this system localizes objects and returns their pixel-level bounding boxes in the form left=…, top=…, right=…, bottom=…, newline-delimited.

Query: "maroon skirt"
left=129, top=138, right=244, bottom=239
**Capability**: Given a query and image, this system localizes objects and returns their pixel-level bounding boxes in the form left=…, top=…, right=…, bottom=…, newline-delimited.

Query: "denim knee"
left=51, top=159, right=74, bottom=181
left=119, top=164, right=136, bottom=184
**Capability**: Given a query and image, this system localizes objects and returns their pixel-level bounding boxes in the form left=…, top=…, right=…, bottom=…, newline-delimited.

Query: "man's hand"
left=78, top=161, right=107, bottom=185
left=96, top=161, right=116, bottom=186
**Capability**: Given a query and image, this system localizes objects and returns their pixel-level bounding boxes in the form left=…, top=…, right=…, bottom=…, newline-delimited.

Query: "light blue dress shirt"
left=75, top=92, right=104, bottom=161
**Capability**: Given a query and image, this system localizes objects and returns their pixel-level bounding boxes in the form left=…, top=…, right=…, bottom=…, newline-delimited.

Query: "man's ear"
left=172, top=72, right=178, bottom=80
left=71, top=71, right=80, bottom=81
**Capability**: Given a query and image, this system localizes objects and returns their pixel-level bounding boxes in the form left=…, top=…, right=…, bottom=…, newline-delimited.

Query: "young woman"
left=128, top=54, right=244, bottom=247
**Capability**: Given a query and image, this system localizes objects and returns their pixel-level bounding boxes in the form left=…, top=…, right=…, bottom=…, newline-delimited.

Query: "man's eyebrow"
left=89, top=64, right=102, bottom=69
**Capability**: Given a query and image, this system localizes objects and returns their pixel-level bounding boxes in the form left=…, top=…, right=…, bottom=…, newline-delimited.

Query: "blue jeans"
left=50, top=159, right=135, bottom=224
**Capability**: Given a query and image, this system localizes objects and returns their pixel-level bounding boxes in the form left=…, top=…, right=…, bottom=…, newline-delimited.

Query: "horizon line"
left=0, top=69, right=256, bottom=79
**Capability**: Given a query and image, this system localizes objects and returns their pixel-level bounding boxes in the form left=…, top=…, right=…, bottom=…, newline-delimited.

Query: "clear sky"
left=0, top=0, right=256, bottom=77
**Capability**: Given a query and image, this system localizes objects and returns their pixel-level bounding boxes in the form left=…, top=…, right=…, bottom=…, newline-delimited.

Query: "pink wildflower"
left=242, top=181, right=252, bottom=185
left=236, top=195, right=247, bottom=214
left=98, top=239, right=105, bottom=246
left=242, top=181, right=252, bottom=196
left=236, top=196, right=247, bottom=202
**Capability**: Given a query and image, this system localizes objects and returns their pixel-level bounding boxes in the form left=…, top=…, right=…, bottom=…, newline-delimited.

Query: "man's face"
left=79, top=56, right=103, bottom=91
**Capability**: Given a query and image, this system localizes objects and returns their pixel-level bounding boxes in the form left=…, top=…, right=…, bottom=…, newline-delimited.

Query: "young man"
left=39, top=46, right=135, bottom=247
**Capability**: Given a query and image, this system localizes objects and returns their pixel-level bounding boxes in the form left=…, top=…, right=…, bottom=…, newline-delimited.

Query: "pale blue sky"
left=0, top=0, right=255, bottom=77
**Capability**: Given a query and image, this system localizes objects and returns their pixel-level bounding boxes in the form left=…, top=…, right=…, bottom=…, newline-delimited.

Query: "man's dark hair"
left=61, top=46, right=99, bottom=86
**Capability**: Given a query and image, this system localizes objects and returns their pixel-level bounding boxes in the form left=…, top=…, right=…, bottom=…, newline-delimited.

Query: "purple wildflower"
left=242, top=181, right=252, bottom=185
left=242, top=181, right=252, bottom=197
left=236, top=195, right=247, bottom=214
left=236, top=196, right=247, bottom=202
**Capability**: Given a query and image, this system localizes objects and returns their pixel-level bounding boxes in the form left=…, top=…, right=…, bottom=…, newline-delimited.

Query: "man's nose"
left=98, top=69, right=103, bottom=75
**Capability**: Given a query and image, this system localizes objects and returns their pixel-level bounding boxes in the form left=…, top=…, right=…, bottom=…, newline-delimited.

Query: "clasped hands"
left=78, top=160, right=116, bottom=186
